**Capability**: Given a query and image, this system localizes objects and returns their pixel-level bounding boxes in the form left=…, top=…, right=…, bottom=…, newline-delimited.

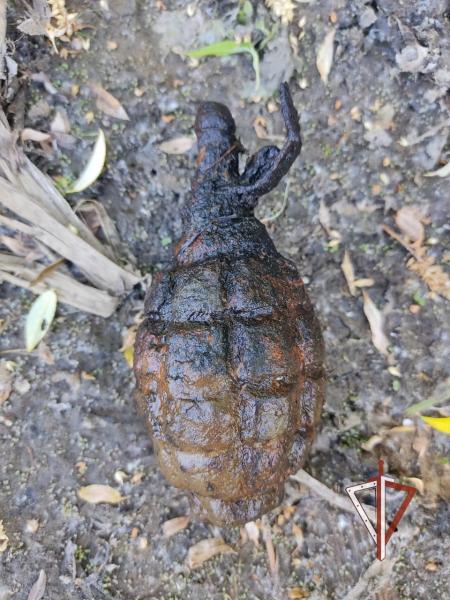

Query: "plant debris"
left=162, top=516, right=190, bottom=537
left=0, top=113, right=140, bottom=317
left=158, top=136, right=195, bottom=155
left=89, top=83, right=129, bottom=121
left=186, top=538, right=235, bottom=569
left=77, top=484, right=123, bottom=505
left=0, top=361, right=13, bottom=404
left=27, top=570, right=46, bottom=600
left=25, top=289, right=57, bottom=351
left=67, top=129, right=106, bottom=193
left=18, top=0, right=83, bottom=53
left=0, top=520, right=8, bottom=552
left=265, top=0, right=296, bottom=24
left=316, top=29, right=335, bottom=85
left=383, top=211, right=450, bottom=301
left=362, top=291, right=391, bottom=358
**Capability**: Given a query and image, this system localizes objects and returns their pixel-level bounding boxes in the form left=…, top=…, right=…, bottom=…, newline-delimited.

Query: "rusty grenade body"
left=134, top=83, right=325, bottom=526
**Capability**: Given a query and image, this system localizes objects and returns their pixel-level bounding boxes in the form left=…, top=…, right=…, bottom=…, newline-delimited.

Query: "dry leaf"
left=186, top=538, right=235, bottom=569
left=0, top=361, right=13, bottom=404
left=159, top=136, right=195, bottom=155
left=244, top=521, right=260, bottom=546
left=316, top=30, right=335, bottom=84
left=68, top=129, right=106, bottom=193
left=90, top=83, right=129, bottom=120
left=362, top=291, right=390, bottom=357
left=424, top=162, right=450, bottom=178
left=21, top=128, right=51, bottom=143
left=162, top=515, right=190, bottom=537
left=408, top=256, right=450, bottom=301
left=28, top=570, right=46, bottom=600
left=395, top=207, right=424, bottom=245
left=25, top=289, right=58, bottom=352
left=341, top=250, right=357, bottom=296
left=0, top=520, right=8, bottom=552
left=77, top=484, right=123, bottom=504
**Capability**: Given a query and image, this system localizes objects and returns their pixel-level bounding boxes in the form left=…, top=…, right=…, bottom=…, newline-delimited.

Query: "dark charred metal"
left=134, top=82, right=325, bottom=526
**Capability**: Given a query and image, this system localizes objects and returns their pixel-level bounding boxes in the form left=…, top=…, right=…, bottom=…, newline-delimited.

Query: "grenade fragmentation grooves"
left=134, top=82, right=325, bottom=526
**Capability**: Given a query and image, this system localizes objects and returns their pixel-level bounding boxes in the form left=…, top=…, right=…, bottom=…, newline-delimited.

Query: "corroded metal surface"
left=134, top=83, right=325, bottom=526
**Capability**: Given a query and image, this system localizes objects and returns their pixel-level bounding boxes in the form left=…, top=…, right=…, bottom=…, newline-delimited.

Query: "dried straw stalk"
left=0, top=111, right=141, bottom=317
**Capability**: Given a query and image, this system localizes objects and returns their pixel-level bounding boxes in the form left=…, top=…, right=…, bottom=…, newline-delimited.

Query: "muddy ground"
left=1, top=1, right=450, bottom=599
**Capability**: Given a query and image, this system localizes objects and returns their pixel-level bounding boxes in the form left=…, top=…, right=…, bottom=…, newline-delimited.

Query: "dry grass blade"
left=290, top=469, right=376, bottom=521
left=0, top=110, right=140, bottom=315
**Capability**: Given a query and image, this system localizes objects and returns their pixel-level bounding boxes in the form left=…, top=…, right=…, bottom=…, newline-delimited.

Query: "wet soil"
left=1, top=1, right=450, bottom=599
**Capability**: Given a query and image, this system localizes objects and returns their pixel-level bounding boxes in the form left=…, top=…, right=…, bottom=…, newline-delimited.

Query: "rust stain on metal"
left=134, top=83, right=325, bottom=526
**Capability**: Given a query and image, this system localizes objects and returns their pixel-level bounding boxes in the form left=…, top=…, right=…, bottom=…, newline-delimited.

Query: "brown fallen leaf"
left=395, top=207, right=425, bottom=246
left=27, top=570, right=46, bottom=600
left=0, top=520, right=8, bottom=552
left=186, top=537, right=236, bottom=569
left=77, top=484, right=123, bottom=505
left=341, top=250, right=357, bottom=296
left=159, top=136, right=195, bottom=155
left=0, top=361, right=13, bottom=404
left=316, top=29, right=335, bottom=84
left=90, top=83, right=129, bottom=121
left=408, top=255, right=450, bottom=301
left=362, top=291, right=390, bottom=357
left=162, top=515, right=190, bottom=537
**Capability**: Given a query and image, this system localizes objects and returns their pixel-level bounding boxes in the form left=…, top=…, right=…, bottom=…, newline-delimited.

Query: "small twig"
left=382, top=224, right=421, bottom=261
left=290, top=469, right=376, bottom=521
